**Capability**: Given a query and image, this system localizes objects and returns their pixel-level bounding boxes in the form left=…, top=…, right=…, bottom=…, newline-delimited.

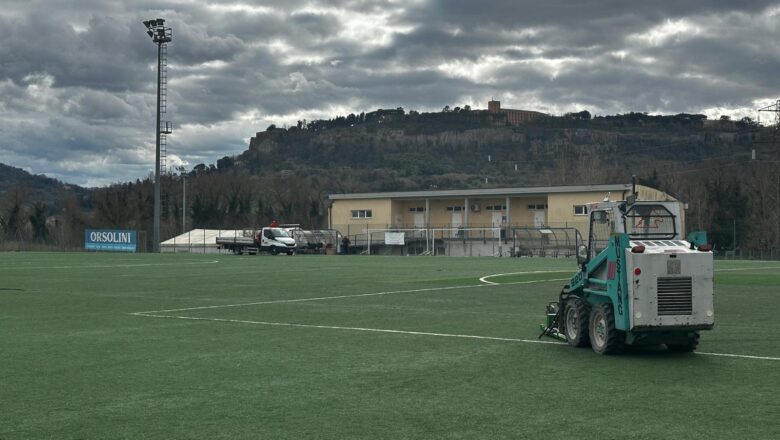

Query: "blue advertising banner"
left=84, top=229, right=137, bottom=252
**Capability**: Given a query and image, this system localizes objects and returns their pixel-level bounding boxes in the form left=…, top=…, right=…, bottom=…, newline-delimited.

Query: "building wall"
left=331, top=199, right=394, bottom=232
left=486, top=100, right=545, bottom=124
left=331, top=185, right=680, bottom=239
left=505, top=109, right=545, bottom=124
left=546, top=191, right=623, bottom=241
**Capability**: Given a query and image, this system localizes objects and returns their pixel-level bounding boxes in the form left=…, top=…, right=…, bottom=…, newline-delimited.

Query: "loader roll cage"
left=586, top=202, right=679, bottom=261
left=622, top=204, right=677, bottom=240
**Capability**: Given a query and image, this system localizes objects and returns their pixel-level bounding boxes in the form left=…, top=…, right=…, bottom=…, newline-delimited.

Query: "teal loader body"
left=539, top=194, right=715, bottom=354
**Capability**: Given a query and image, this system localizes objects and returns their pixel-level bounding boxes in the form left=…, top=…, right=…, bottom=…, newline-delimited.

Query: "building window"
left=486, top=205, right=507, bottom=211
left=574, top=205, right=588, bottom=216
left=446, top=206, right=464, bottom=212
left=409, top=207, right=425, bottom=212
left=527, top=204, right=547, bottom=210
left=351, top=209, right=373, bottom=219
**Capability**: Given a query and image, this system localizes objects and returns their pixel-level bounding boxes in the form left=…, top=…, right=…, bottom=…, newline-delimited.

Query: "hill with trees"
left=1, top=107, right=777, bottom=254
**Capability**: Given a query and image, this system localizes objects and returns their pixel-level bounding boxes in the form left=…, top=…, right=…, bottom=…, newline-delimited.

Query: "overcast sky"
left=1, top=1, right=779, bottom=186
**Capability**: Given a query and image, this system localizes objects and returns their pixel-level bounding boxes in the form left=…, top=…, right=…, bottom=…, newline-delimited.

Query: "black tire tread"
left=590, top=303, right=623, bottom=355
left=565, top=298, right=591, bottom=348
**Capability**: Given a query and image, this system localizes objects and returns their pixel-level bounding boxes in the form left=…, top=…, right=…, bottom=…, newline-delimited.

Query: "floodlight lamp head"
left=143, top=20, right=151, bottom=28
left=156, top=18, right=165, bottom=25
left=146, top=30, right=154, bottom=38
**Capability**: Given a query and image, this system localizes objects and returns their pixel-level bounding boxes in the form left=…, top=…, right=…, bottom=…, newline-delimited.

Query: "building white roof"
left=329, top=184, right=633, bottom=200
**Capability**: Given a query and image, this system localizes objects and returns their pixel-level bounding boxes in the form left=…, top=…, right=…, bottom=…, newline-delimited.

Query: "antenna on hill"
left=758, top=100, right=780, bottom=128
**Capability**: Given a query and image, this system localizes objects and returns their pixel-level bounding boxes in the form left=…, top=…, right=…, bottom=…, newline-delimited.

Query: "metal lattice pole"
left=143, top=18, right=172, bottom=252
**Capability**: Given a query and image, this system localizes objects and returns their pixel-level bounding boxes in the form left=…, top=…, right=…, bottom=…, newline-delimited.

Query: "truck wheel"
left=667, top=333, right=700, bottom=353
left=286, top=250, right=294, bottom=256
left=270, top=246, right=279, bottom=255
left=564, top=298, right=591, bottom=348
left=589, top=303, right=623, bottom=355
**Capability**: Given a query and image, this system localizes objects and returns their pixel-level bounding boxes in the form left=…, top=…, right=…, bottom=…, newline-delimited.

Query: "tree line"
left=1, top=109, right=777, bottom=255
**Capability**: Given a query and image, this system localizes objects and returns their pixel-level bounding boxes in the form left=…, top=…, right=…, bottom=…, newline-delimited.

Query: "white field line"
left=714, top=266, right=780, bottom=272
left=475, top=265, right=780, bottom=285
left=0, top=260, right=220, bottom=271
left=479, top=270, right=572, bottom=285
left=133, top=313, right=564, bottom=345
left=132, top=278, right=570, bottom=315
left=132, top=312, right=780, bottom=361
left=695, top=352, right=780, bottom=361
left=130, top=271, right=780, bottom=362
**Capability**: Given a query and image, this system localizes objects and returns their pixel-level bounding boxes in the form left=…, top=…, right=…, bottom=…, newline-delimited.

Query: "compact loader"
left=540, top=191, right=714, bottom=354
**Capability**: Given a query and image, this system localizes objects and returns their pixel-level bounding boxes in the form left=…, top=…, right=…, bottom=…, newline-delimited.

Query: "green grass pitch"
left=1, top=252, right=779, bottom=439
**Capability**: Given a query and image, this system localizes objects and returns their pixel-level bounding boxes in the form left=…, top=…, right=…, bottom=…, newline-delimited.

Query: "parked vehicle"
left=216, top=227, right=296, bottom=255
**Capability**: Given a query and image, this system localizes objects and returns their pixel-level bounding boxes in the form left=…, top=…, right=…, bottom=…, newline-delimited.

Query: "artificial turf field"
left=1, top=252, right=779, bottom=439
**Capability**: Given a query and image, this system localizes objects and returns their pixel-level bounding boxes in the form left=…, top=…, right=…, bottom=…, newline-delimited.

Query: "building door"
left=414, top=212, right=425, bottom=228
left=451, top=212, right=462, bottom=229
left=492, top=211, right=502, bottom=238
left=533, top=210, right=545, bottom=228
left=414, top=211, right=425, bottom=237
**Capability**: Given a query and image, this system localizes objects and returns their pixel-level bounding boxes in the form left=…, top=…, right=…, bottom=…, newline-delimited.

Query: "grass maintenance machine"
left=540, top=184, right=714, bottom=354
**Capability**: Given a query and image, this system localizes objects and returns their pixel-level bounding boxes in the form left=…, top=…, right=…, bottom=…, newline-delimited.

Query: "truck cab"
left=257, top=227, right=297, bottom=255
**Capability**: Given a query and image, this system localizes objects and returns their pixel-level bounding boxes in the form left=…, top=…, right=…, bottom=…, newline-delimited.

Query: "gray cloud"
left=1, top=0, right=779, bottom=186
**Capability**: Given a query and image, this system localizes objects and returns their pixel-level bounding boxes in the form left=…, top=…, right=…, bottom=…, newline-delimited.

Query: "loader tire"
left=667, top=332, right=700, bottom=353
left=564, top=298, right=591, bottom=348
left=589, top=303, right=623, bottom=355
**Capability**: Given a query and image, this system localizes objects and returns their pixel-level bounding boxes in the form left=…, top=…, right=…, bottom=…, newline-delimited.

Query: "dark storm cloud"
left=1, top=0, right=779, bottom=185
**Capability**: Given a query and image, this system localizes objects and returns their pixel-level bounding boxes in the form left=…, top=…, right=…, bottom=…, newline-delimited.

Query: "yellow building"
left=328, top=184, right=678, bottom=241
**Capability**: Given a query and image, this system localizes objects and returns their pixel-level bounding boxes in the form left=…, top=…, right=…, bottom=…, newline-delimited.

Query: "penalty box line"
left=132, top=277, right=569, bottom=315
left=133, top=313, right=564, bottom=346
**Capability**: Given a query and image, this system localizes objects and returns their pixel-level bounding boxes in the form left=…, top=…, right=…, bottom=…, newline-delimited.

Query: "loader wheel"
left=564, top=299, right=591, bottom=347
left=667, top=333, right=700, bottom=353
left=589, top=303, right=623, bottom=355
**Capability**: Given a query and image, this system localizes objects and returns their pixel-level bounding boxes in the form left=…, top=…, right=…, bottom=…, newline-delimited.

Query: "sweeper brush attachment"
left=538, top=302, right=566, bottom=341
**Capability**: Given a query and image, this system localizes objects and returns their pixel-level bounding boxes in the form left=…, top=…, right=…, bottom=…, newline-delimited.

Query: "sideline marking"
left=0, top=260, right=220, bottom=271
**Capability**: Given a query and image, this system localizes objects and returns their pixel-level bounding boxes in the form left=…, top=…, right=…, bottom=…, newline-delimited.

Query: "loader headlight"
left=706, top=310, right=713, bottom=317
left=635, top=312, right=642, bottom=319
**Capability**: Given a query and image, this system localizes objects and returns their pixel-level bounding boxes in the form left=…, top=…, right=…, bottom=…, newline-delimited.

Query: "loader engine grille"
left=657, top=277, right=693, bottom=316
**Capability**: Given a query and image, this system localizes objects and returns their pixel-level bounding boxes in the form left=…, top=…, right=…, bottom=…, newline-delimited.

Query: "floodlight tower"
left=143, top=18, right=172, bottom=252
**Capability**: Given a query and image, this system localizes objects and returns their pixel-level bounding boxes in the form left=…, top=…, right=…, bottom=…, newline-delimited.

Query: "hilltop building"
left=488, top=100, right=546, bottom=125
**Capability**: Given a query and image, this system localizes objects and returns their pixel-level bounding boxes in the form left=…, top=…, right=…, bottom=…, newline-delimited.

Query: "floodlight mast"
left=143, top=18, right=172, bottom=252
